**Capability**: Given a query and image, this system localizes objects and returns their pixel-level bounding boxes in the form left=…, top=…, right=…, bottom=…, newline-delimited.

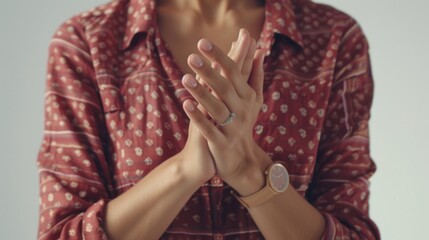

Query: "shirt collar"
left=121, top=0, right=156, bottom=50
left=121, top=0, right=304, bottom=50
left=266, top=0, right=304, bottom=48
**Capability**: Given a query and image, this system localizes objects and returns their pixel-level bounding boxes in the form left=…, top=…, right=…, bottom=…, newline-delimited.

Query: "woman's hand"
left=177, top=106, right=216, bottom=185
left=182, top=29, right=272, bottom=196
left=179, top=100, right=216, bottom=184
left=178, top=39, right=239, bottom=185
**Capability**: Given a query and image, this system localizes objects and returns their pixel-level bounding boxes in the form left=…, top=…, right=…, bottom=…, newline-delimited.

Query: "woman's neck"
left=157, top=0, right=264, bottom=24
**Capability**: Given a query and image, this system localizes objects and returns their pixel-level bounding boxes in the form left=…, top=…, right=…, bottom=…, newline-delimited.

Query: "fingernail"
left=200, top=39, right=213, bottom=51
left=183, top=75, right=198, bottom=88
left=184, top=100, right=195, bottom=112
left=189, top=54, right=203, bottom=68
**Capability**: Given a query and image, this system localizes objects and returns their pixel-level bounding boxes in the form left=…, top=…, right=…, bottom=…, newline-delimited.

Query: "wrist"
left=175, top=151, right=214, bottom=186
left=226, top=144, right=272, bottom=196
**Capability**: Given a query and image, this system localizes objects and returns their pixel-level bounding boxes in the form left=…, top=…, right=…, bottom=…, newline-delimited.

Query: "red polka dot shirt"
left=37, top=0, right=380, bottom=239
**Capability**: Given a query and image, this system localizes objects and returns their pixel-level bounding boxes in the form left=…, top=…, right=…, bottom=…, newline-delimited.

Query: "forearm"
left=105, top=154, right=202, bottom=240
left=230, top=146, right=325, bottom=240
left=249, top=185, right=325, bottom=240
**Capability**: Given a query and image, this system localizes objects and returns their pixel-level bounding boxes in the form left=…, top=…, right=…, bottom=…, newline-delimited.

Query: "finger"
left=248, top=49, right=265, bottom=103
left=196, top=74, right=211, bottom=93
left=228, top=32, right=241, bottom=66
left=183, top=99, right=222, bottom=141
left=227, top=41, right=236, bottom=59
left=197, top=38, right=237, bottom=80
left=210, top=61, right=222, bottom=100
left=182, top=74, right=232, bottom=125
left=212, top=61, right=221, bottom=74
left=187, top=53, right=239, bottom=110
left=196, top=97, right=209, bottom=116
left=224, top=41, right=236, bottom=81
left=229, top=28, right=251, bottom=72
left=197, top=38, right=249, bottom=98
left=241, top=38, right=257, bottom=79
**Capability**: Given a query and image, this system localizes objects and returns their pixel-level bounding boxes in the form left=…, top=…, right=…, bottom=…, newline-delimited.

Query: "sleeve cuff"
left=82, top=199, right=110, bottom=239
left=320, top=212, right=336, bottom=240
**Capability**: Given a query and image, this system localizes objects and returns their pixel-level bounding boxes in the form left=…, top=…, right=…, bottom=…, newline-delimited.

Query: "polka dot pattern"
left=37, top=0, right=379, bottom=239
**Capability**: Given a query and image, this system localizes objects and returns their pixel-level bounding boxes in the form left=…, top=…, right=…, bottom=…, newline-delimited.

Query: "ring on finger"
left=216, top=111, right=236, bottom=126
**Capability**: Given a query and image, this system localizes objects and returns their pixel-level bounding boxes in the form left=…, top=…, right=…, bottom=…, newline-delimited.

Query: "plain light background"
left=1, top=0, right=428, bottom=239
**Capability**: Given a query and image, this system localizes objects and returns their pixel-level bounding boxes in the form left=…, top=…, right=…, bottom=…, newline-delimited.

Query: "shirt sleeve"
left=37, top=18, right=113, bottom=240
left=307, top=20, right=380, bottom=240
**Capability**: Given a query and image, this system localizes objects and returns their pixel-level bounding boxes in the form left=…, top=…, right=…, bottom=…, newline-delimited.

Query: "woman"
left=37, top=0, right=380, bottom=239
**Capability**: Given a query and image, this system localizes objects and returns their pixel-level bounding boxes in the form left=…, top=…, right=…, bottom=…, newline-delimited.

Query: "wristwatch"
left=235, top=162, right=289, bottom=208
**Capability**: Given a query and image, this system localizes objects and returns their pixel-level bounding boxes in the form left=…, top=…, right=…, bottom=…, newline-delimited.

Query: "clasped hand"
left=180, top=29, right=272, bottom=196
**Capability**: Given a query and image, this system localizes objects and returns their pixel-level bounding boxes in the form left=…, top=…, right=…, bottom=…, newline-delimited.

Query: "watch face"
left=268, top=163, right=289, bottom=193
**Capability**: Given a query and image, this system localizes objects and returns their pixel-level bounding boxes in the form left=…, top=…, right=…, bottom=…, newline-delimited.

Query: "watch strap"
left=234, top=182, right=277, bottom=208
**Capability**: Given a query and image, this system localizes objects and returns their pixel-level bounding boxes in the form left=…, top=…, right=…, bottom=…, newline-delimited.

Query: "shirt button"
left=211, top=176, right=223, bottom=187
